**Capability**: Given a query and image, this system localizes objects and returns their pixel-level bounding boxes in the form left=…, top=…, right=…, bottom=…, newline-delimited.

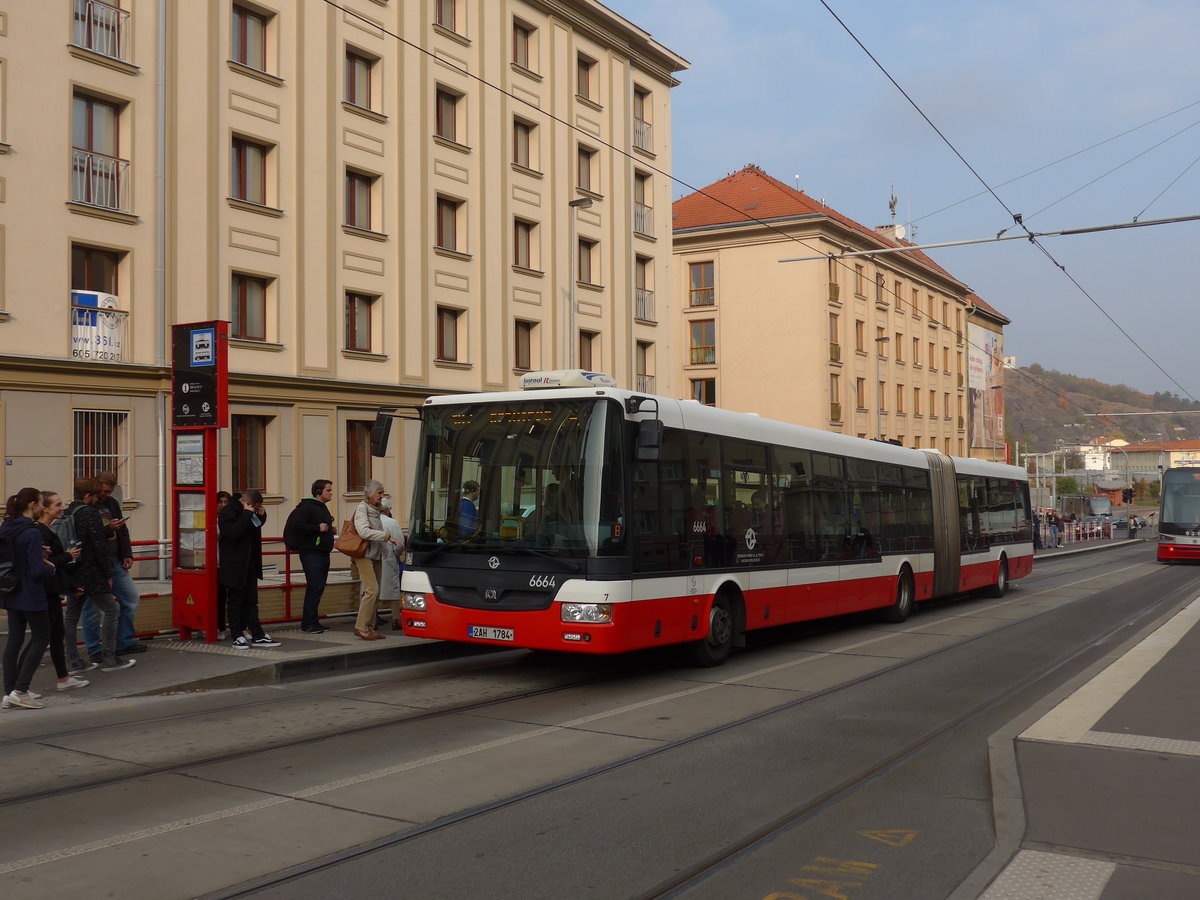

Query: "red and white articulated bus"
left=1157, top=466, right=1200, bottom=562
left=399, top=371, right=1033, bottom=666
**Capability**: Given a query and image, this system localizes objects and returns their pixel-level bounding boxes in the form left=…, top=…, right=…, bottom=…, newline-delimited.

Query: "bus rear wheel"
left=983, top=556, right=1009, bottom=598
left=687, top=592, right=735, bottom=667
left=880, top=567, right=914, bottom=623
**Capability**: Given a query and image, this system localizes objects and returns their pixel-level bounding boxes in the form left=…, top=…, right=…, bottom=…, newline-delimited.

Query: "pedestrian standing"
left=63, top=478, right=134, bottom=673
left=36, top=491, right=90, bottom=692
left=1048, top=511, right=1060, bottom=549
left=1, top=488, right=56, bottom=709
left=215, top=490, right=232, bottom=639
left=379, top=493, right=407, bottom=630
left=284, top=479, right=336, bottom=634
left=351, top=480, right=401, bottom=641
left=219, top=490, right=280, bottom=649
left=81, top=472, right=146, bottom=659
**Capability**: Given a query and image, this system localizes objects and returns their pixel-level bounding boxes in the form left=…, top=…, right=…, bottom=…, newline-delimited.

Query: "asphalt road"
left=2, top=542, right=1194, bottom=900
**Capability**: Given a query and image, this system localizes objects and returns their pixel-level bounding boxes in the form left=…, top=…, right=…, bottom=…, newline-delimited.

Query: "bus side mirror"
left=636, top=420, right=663, bottom=461
left=370, top=408, right=396, bottom=457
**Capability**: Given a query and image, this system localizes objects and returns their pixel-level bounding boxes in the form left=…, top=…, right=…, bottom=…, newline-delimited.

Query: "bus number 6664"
left=529, top=574, right=557, bottom=588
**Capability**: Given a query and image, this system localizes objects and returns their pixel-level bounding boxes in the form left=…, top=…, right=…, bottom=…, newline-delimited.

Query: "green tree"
left=1057, top=476, right=1079, bottom=495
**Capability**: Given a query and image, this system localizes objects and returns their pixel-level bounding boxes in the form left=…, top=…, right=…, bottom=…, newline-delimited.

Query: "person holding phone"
left=218, top=490, right=281, bottom=649
left=36, top=491, right=89, bottom=692
left=80, top=473, right=145, bottom=661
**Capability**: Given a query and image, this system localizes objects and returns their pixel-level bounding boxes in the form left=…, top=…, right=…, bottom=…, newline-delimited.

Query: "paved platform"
left=973, top=584, right=1200, bottom=898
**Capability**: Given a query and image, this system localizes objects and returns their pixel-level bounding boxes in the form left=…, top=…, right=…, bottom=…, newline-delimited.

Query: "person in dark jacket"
left=1, top=488, right=56, bottom=709
left=286, top=479, right=336, bottom=634
left=63, top=477, right=133, bottom=673
left=218, top=490, right=280, bottom=649
left=81, top=472, right=145, bottom=658
left=35, top=490, right=90, bottom=692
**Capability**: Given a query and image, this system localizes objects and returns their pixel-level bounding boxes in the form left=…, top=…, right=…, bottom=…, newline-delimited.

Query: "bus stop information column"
left=171, top=321, right=228, bottom=642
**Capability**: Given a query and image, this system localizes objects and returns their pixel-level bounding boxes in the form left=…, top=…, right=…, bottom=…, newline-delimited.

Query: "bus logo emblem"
left=744, top=528, right=757, bottom=550
left=488, top=556, right=500, bottom=569
left=484, top=589, right=498, bottom=601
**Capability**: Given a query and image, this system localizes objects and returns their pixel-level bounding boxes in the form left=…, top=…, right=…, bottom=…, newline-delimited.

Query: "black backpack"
left=282, top=503, right=304, bottom=552
left=0, top=520, right=33, bottom=597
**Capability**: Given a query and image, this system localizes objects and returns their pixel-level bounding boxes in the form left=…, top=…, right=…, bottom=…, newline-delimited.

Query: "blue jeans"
left=84, top=559, right=140, bottom=654
left=298, top=552, right=331, bottom=628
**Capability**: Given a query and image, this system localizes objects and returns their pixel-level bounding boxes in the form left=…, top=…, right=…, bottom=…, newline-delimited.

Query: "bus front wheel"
left=688, top=592, right=736, bottom=667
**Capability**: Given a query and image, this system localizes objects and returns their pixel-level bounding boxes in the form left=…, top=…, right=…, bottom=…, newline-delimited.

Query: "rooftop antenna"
left=888, top=185, right=898, bottom=225
left=794, top=174, right=801, bottom=193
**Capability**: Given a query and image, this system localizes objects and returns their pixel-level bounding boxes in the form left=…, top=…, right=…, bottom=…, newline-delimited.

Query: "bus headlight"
left=403, top=592, right=427, bottom=611
left=561, top=603, right=612, bottom=623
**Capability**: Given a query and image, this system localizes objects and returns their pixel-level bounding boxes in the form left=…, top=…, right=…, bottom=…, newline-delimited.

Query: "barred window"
left=73, top=410, right=128, bottom=482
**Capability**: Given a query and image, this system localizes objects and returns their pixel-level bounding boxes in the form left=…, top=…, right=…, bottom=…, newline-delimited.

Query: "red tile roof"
left=966, top=291, right=1010, bottom=325
left=672, top=164, right=961, bottom=285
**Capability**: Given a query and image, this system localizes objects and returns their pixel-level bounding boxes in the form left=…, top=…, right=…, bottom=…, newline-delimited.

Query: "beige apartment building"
left=672, top=164, right=1009, bottom=458
left=0, top=0, right=686, bottom=545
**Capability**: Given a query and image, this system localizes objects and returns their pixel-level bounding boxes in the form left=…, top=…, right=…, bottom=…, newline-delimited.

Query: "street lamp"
left=567, top=197, right=593, bottom=368
left=874, top=336, right=890, bottom=440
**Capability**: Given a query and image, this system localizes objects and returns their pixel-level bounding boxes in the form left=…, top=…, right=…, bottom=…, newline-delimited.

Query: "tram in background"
left=397, top=371, right=1034, bottom=666
left=1157, top=466, right=1200, bottom=562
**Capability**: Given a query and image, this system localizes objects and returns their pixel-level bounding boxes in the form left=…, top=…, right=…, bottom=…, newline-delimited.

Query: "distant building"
left=966, top=294, right=1009, bottom=463
left=672, top=164, right=1012, bottom=457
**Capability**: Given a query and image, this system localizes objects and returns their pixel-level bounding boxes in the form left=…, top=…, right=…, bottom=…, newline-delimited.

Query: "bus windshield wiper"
left=509, top=546, right=583, bottom=572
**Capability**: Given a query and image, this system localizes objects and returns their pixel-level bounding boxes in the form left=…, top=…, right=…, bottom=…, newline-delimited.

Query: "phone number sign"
left=172, top=322, right=228, bottom=429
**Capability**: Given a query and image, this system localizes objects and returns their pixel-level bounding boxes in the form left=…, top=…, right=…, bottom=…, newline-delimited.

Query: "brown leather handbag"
left=333, top=517, right=368, bottom=559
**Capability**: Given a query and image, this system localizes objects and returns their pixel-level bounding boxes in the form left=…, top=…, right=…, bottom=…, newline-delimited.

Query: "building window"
left=577, top=145, right=597, bottom=193
left=74, top=0, right=131, bottom=62
left=577, top=238, right=597, bottom=285
left=876, top=327, right=887, bottom=356
left=944, top=392, right=951, bottom=417
left=231, top=273, right=268, bottom=341
left=636, top=341, right=654, bottom=393
left=830, top=374, right=841, bottom=405
left=513, top=218, right=536, bottom=269
left=435, top=88, right=460, bottom=143
left=232, top=4, right=269, bottom=72
left=690, top=319, right=715, bottom=365
left=856, top=378, right=867, bottom=410
left=854, top=319, right=865, bottom=353
left=345, top=169, right=376, bottom=231
left=912, top=337, right=920, bottom=365
left=635, top=255, right=654, bottom=321
left=72, top=92, right=128, bottom=211
left=633, top=171, right=653, bottom=235
left=434, top=0, right=457, bottom=32
left=633, top=85, right=652, bottom=151
left=344, top=292, right=373, bottom=352
left=512, top=19, right=535, bottom=70
left=875, top=273, right=885, bottom=304
left=896, top=384, right=905, bottom=414
left=231, top=137, right=270, bottom=206
left=513, top=118, right=536, bottom=170
left=930, top=389, right=937, bottom=417
left=72, top=244, right=121, bottom=293
left=231, top=415, right=268, bottom=493
left=436, top=306, right=460, bottom=361
left=692, top=378, right=716, bottom=406
left=514, top=320, right=534, bottom=371
left=895, top=332, right=903, bottom=361
left=854, top=265, right=864, bottom=296
left=436, top=196, right=461, bottom=251
left=579, top=330, right=597, bottom=371
left=345, top=49, right=374, bottom=109
left=911, top=288, right=920, bottom=317
left=689, top=261, right=714, bottom=306
left=577, top=53, right=595, bottom=101
left=72, top=410, right=127, bottom=480
left=943, top=346, right=951, bottom=372
left=346, top=420, right=372, bottom=492
left=913, top=387, right=921, bottom=416
left=928, top=341, right=936, bottom=369
left=878, top=381, right=887, bottom=411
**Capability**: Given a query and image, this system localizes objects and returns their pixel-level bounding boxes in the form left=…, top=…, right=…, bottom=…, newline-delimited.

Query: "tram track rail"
left=203, top=544, right=1179, bottom=898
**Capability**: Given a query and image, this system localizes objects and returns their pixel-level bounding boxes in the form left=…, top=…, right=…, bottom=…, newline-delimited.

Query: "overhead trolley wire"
left=319, top=0, right=1148, bottom=426
left=818, top=0, right=1199, bottom=406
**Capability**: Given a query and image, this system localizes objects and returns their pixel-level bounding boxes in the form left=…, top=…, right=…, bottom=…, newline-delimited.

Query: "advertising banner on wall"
left=70, top=291, right=126, bottom=362
left=967, top=323, right=1005, bottom=452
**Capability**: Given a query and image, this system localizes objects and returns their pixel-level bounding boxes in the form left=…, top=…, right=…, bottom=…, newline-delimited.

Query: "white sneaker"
left=251, top=635, right=281, bottom=648
left=57, top=675, right=90, bottom=691
left=231, top=636, right=250, bottom=649
left=25, top=690, right=43, bottom=700
left=6, top=691, right=45, bottom=710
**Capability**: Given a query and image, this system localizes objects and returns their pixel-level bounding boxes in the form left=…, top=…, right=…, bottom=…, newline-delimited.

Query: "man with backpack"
left=283, top=479, right=336, bottom=634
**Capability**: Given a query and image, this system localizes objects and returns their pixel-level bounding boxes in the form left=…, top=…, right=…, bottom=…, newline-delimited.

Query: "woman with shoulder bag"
left=1, top=488, right=57, bottom=709
left=351, top=481, right=400, bottom=640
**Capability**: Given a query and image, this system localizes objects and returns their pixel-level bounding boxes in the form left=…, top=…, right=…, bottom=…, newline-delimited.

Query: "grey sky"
left=603, top=0, right=1200, bottom=400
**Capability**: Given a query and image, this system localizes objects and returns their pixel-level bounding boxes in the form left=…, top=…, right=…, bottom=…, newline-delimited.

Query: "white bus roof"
left=422, top=381, right=1028, bottom=481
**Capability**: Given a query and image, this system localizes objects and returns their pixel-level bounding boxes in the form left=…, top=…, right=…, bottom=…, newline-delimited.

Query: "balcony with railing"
left=634, top=202, right=653, bottom=236
left=633, top=117, right=653, bottom=152
left=70, top=294, right=128, bottom=363
left=72, top=149, right=131, bottom=213
left=635, top=288, right=655, bottom=323
left=73, top=0, right=131, bottom=63
left=690, top=345, right=715, bottom=365
left=636, top=374, right=656, bottom=393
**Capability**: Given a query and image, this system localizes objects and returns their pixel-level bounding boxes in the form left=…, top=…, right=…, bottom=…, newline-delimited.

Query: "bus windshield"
left=1161, top=468, right=1200, bottom=531
left=409, top=397, right=626, bottom=559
